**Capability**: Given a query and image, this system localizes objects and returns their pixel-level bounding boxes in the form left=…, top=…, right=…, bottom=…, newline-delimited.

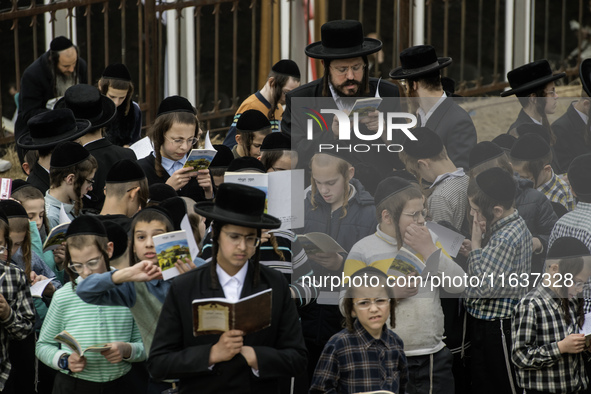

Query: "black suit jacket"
left=552, top=102, right=591, bottom=172
left=423, top=96, right=477, bottom=170
left=83, top=138, right=137, bottom=212
left=148, top=262, right=308, bottom=394
left=26, top=163, right=50, bottom=195
left=282, top=77, right=402, bottom=193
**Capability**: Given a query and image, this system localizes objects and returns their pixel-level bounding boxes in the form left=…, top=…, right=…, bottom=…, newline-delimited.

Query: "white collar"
left=574, top=103, right=589, bottom=125
left=216, top=261, right=249, bottom=290
left=418, top=91, right=447, bottom=125
left=430, top=168, right=465, bottom=189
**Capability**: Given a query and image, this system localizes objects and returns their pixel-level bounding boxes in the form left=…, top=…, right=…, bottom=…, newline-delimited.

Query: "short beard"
left=329, top=74, right=363, bottom=98
left=55, top=72, right=76, bottom=97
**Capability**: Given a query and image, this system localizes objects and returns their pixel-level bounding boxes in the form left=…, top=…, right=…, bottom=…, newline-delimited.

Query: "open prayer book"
left=42, top=223, right=69, bottom=252
left=192, top=288, right=272, bottom=336
left=183, top=131, right=217, bottom=171
left=348, top=97, right=383, bottom=118
left=388, top=247, right=441, bottom=279
left=54, top=330, right=111, bottom=356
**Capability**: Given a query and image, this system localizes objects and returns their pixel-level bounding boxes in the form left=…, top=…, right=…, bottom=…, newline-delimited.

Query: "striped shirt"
left=464, top=211, right=532, bottom=320
left=427, top=173, right=469, bottom=231
left=310, top=319, right=408, bottom=394
left=549, top=202, right=591, bottom=312
left=537, top=170, right=576, bottom=212
left=512, top=285, right=588, bottom=393
left=36, top=279, right=145, bottom=383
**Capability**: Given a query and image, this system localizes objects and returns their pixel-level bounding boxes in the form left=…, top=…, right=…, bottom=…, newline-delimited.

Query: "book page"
left=299, top=232, right=346, bottom=254
left=43, top=223, right=70, bottom=252
left=54, top=330, right=82, bottom=355
left=129, top=136, right=154, bottom=160
left=388, top=247, right=426, bottom=278
left=30, top=278, right=52, bottom=298
left=0, top=178, right=12, bottom=200
left=426, top=221, right=465, bottom=258
left=348, top=97, right=382, bottom=118
left=80, top=344, right=111, bottom=357
left=267, top=170, right=304, bottom=230
left=153, top=230, right=191, bottom=280
left=224, top=172, right=268, bottom=213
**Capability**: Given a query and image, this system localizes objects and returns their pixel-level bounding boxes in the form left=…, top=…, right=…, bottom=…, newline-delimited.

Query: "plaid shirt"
left=512, top=285, right=587, bottom=392
left=0, top=262, right=35, bottom=390
left=464, top=211, right=532, bottom=320
left=549, top=202, right=591, bottom=313
left=310, top=319, right=408, bottom=394
left=537, top=170, right=576, bottom=212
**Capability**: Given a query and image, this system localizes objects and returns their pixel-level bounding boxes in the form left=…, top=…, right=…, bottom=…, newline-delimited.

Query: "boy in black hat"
left=98, top=159, right=148, bottom=233
left=510, top=133, right=575, bottom=211
left=464, top=167, right=532, bottom=394
left=17, top=109, right=92, bottom=195
left=55, top=84, right=136, bottom=213
left=209, top=144, right=233, bottom=188
left=233, top=109, right=272, bottom=159
left=223, top=59, right=301, bottom=148
left=400, top=127, right=470, bottom=232
left=390, top=45, right=477, bottom=170
left=259, top=132, right=298, bottom=172
left=148, top=183, right=307, bottom=393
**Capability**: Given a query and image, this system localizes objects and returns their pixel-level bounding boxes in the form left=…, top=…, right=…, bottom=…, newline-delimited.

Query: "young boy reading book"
left=147, top=183, right=307, bottom=393
left=233, top=109, right=272, bottom=159
left=310, top=267, right=407, bottom=394
left=512, top=237, right=591, bottom=394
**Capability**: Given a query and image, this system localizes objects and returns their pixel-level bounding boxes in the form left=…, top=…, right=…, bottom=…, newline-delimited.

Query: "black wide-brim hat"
left=580, top=58, right=591, bottom=97
left=54, top=84, right=116, bottom=130
left=305, top=20, right=382, bottom=60
left=194, top=183, right=281, bottom=229
left=17, top=108, right=91, bottom=150
left=501, top=59, right=565, bottom=97
left=389, top=45, right=452, bottom=80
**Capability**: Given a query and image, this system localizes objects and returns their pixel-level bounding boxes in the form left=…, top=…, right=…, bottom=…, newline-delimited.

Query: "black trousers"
left=52, top=371, right=135, bottom=394
left=469, top=316, right=519, bottom=394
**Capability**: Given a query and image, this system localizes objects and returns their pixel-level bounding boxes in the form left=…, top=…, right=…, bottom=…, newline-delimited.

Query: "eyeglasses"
left=222, top=230, right=261, bottom=248
left=0, top=246, right=7, bottom=254
left=85, top=178, right=95, bottom=186
left=164, top=135, right=198, bottom=148
left=401, top=208, right=428, bottom=222
left=126, top=186, right=140, bottom=193
left=330, top=63, right=366, bottom=76
left=68, top=257, right=103, bottom=274
left=354, top=298, right=390, bottom=310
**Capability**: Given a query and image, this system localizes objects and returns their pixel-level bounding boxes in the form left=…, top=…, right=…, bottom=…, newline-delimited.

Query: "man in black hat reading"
left=390, top=45, right=477, bottom=170
left=223, top=59, right=301, bottom=148
left=281, top=20, right=401, bottom=191
left=16, top=36, right=87, bottom=143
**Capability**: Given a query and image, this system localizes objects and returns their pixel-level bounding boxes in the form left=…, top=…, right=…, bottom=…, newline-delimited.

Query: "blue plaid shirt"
left=537, top=170, right=576, bottom=212
left=310, top=319, right=408, bottom=394
left=464, top=210, right=532, bottom=320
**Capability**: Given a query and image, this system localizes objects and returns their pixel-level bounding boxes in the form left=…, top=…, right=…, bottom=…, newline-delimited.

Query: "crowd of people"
left=1, top=17, right=591, bottom=394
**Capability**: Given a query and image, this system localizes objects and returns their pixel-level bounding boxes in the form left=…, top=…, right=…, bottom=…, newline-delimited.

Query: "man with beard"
left=15, top=36, right=87, bottom=163
left=389, top=45, right=477, bottom=170
left=281, top=20, right=401, bottom=193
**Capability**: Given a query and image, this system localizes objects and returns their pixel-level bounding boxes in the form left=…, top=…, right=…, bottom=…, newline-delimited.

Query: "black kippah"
left=271, top=60, right=301, bottom=79
left=402, top=127, right=444, bottom=159
left=374, top=176, right=414, bottom=206
left=66, top=215, right=108, bottom=238
left=149, top=183, right=178, bottom=203
left=11, top=180, right=31, bottom=194
left=261, top=132, right=291, bottom=151
left=510, top=133, right=550, bottom=161
left=236, top=110, right=271, bottom=132
left=159, top=197, right=187, bottom=231
left=50, top=36, right=74, bottom=52
left=547, top=237, right=590, bottom=259
left=516, top=123, right=551, bottom=145
left=469, top=141, right=505, bottom=169
left=391, top=170, right=419, bottom=184
left=50, top=142, right=90, bottom=169
left=100, top=220, right=128, bottom=260
left=102, top=64, right=132, bottom=81
left=0, top=208, right=8, bottom=225
left=568, top=153, right=591, bottom=196
left=0, top=200, right=28, bottom=219
left=227, top=156, right=266, bottom=173
left=106, top=159, right=145, bottom=183
left=156, top=96, right=196, bottom=118
left=210, top=145, right=234, bottom=168
left=491, top=134, right=517, bottom=152
left=475, top=167, right=516, bottom=202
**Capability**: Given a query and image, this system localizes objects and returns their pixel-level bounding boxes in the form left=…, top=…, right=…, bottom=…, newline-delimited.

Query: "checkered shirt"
left=537, top=171, right=576, bottom=212
left=310, top=319, right=408, bottom=394
left=512, top=285, right=587, bottom=392
left=464, top=211, right=533, bottom=320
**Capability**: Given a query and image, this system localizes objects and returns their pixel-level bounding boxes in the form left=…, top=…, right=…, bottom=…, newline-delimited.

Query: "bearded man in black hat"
left=16, top=36, right=87, bottom=142
left=281, top=20, right=401, bottom=192
left=390, top=45, right=477, bottom=170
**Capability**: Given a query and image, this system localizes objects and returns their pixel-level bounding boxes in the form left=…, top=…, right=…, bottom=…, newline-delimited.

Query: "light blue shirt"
left=154, top=152, right=187, bottom=177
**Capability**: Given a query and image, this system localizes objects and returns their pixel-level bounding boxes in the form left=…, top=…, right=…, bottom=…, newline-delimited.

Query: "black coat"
left=16, top=51, right=88, bottom=140
left=148, top=262, right=308, bottom=394
left=138, top=154, right=208, bottom=202
left=282, top=77, right=402, bottom=194
left=552, top=102, right=591, bottom=172
left=83, top=138, right=137, bottom=212
left=26, top=163, right=50, bottom=195
left=422, top=96, right=477, bottom=170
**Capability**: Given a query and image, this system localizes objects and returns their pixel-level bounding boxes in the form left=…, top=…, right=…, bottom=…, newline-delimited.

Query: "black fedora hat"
left=194, top=183, right=281, bottom=229
left=501, top=59, right=565, bottom=97
left=305, top=20, right=382, bottom=60
left=17, top=109, right=91, bottom=150
left=389, top=45, right=452, bottom=80
left=580, top=58, right=591, bottom=97
left=55, top=84, right=116, bottom=130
